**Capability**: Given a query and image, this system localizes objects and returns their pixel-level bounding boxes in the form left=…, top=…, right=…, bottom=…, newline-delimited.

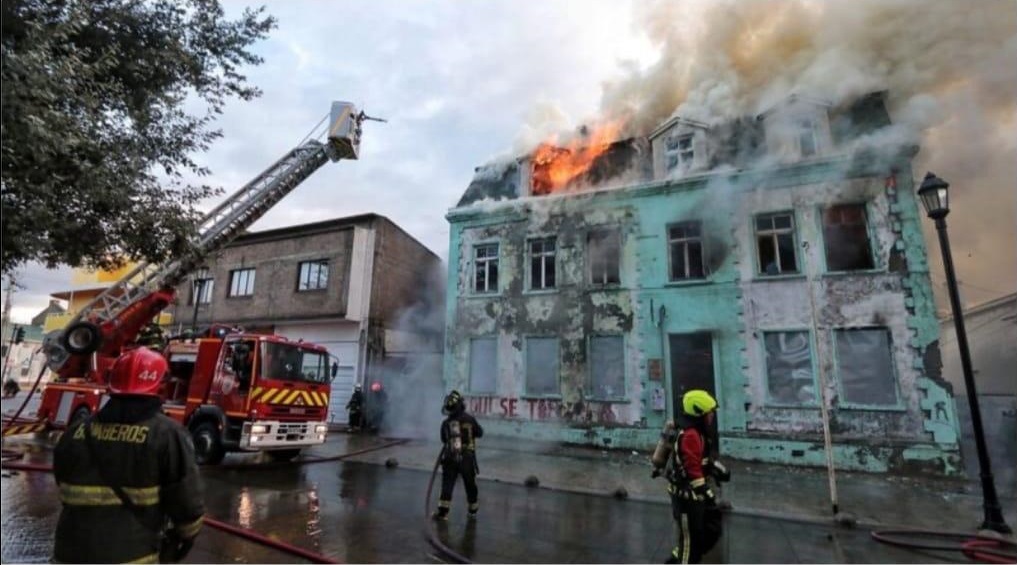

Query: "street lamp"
left=190, top=270, right=209, bottom=338
left=918, top=172, right=1011, bottom=534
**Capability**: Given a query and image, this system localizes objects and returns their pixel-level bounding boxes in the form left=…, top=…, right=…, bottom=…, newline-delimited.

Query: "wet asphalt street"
left=1, top=431, right=960, bottom=564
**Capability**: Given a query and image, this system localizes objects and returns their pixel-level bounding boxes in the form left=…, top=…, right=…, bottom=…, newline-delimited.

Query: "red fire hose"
left=871, top=529, right=1017, bottom=564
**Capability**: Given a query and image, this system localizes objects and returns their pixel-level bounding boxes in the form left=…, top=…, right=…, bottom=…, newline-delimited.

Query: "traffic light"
left=13, top=326, right=25, bottom=344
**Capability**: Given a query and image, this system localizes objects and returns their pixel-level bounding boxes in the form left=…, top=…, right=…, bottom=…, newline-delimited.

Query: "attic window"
left=798, top=119, right=818, bottom=157
left=666, top=134, right=694, bottom=172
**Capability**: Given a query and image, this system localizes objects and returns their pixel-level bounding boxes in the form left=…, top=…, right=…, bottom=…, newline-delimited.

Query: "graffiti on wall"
left=466, top=395, right=618, bottom=424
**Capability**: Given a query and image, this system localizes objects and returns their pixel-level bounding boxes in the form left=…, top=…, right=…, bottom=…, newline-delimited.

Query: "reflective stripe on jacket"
left=52, top=397, right=205, bottom=564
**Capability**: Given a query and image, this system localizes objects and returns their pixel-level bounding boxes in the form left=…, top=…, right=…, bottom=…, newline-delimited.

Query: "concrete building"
left=165, top=214, right=443, bottom=425
left=444, top=92, right=962, bottom=474
left=939, top=293, right=1016, bottom=493
left=2, top=300, right=64, bottom=385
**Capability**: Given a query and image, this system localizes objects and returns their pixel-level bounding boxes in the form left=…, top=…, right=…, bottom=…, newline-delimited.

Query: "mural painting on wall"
left=466, top=395, right=618, bottom=424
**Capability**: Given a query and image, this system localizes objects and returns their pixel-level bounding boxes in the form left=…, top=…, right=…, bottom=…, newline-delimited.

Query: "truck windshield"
left=259, top=342, right=329, bottom=384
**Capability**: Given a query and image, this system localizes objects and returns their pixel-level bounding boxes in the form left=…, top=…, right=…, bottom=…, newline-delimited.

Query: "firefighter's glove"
left=692, top=483, right=715, bottom=502
left=159, top=530, right=195, bottom=563
left=710, top=460, right=731, bottom=483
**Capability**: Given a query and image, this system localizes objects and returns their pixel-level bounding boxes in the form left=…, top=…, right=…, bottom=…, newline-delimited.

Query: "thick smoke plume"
left=528, top=0, right=1017, bottom=307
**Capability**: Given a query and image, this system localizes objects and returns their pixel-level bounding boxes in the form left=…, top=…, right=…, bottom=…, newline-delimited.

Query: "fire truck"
left=34, top=102, right=378, bottom=464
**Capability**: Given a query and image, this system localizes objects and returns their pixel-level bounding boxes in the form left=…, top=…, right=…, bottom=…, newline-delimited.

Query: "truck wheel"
left=266, top=449, right=301, bottom=462
left=69, top=406, right=92, bottom=430
left=63, top=321, right=103, bottom=355
left=192, top=422, right=225, bottom=465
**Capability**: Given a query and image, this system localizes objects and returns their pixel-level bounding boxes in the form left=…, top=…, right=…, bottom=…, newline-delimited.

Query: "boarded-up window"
left=525, top=337, right=560, bottom=396
left=835, top=328, right=898, bottom=406
left=823, top=204, right=874, bottom=271
left=590, top=336, right=624, bottom=399
left=589, top=229, right=620, bottom=285
left=756, top=213, right=798, bottom=275
left=469, top=338, right=497, bottom=394
left=763, top=331, right=816, bottom=405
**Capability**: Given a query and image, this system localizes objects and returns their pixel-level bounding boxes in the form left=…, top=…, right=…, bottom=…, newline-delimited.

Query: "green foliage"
left=1, top=0, right=275, bottom=271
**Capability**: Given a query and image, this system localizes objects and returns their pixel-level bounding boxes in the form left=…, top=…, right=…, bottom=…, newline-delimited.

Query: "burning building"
left=443, top=91, right=961, bottom=475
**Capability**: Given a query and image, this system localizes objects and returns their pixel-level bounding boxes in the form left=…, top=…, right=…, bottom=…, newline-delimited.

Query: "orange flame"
left=531, top=119, right=626, bottom=195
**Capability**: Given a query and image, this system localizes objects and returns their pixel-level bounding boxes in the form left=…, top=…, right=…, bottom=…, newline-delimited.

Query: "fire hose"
left=871, top=529, right=1017, bottom=564
left=424, top=449, right=472, bottom=564
left=1, top=360, right=49, bottom=462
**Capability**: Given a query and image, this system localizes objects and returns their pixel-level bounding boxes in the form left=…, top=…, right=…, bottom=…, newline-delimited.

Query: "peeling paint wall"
left=445, top=115, right=960, bottom=476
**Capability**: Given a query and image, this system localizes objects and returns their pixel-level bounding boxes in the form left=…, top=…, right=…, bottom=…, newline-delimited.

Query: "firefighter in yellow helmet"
left=52, top=346, right=204, bottom=563
left=651, top=389, right=729, bottom=564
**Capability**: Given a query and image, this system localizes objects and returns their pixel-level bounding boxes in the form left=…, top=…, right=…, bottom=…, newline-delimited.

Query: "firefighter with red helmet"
left=52, top=346, right=205, bottom=563
left=432, top=390, right=483, bottom=520
left=651, top=389, right=729, bottom=564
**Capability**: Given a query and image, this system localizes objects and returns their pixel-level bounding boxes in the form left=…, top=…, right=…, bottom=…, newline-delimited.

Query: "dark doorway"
left=669, top=332, right=718, bottom=454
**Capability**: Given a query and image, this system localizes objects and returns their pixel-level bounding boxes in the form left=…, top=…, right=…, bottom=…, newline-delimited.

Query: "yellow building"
left=44, top=264, right=173, bottom=332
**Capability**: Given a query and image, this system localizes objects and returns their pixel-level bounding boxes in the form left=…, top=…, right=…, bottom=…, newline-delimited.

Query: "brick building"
left=166, top=214, right=443, bottom=423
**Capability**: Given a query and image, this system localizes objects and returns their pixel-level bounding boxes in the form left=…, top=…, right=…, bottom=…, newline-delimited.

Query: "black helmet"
left=443, top=390, right=464, bottom=415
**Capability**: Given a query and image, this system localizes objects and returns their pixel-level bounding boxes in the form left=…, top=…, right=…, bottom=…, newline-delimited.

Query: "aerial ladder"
left=16, top=102, right=383, bottom=435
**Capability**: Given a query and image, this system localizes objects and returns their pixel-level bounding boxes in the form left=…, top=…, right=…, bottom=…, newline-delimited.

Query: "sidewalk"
left=330, top=432, right=1017, bottom=533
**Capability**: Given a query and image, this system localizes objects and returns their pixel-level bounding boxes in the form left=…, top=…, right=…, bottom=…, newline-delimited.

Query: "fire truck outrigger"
left=33, top=102, right=379, bottom=464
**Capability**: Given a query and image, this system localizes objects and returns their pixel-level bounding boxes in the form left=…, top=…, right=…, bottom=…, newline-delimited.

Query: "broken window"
left=588, top=229, right=620, bottom=285
left=798, top=118, right=817, bottom=157
left=297, top=260, right=329, bottom=291
left=763, top=331, right=816, bottom=405
left=189, top=269, right=214, bottom=305
left=668, top=222, right=706, bottom=280
left=665, top=134, right=695, bottom=172
left=528, top=238, right=557, bottom=290
left=823, top=204, right=874, bottom=271
left=228, top=268, right=255, bottom=297
left=468, top=338, right=497, bottom=394
left=835, top=328, right=898, bottom=406
left=473, top=243, right=499, bottom=294
left=525, top=337, right=560, bottom=396
left=590, top=336, right=624, bottom=399
left=756, top=213, right=798, bottom=275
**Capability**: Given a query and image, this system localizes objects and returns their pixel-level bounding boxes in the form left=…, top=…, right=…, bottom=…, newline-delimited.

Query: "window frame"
left=832, top=327, right=903, bottom=410
left=759, top=329, right=820, bottom=408
left=296, top=259, right=330, bottom=292
left=587, top=334, right=627, bottom=402
left=667, top=221, right=707, bottom=282
left=188, top=269, right=215, bottom=305
left=797, top=118, right=818, bottom=158
left=587, top=228, right=622, bottom=287
left=754, top=211, right=800, bottom=277
left=665, top=133, right=695, bottom=173
left=472, top=241, right=501, bottom=295
left=227, top=268, right=256, bottom=298
left=526, top=237, right=558, bottom=292
left=467, top=337, right=498, bottom=395
left=820, top=203, right=877, bottom=273
left=523, top=336, right=561, bottom=398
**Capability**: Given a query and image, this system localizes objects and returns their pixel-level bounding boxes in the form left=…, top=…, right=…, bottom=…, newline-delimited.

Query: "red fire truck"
left=34, top=102, right=380, bottom=463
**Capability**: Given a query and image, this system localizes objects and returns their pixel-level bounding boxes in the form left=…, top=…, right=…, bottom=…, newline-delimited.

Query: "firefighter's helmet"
left=108, top=346, right=167, bottom=397
left=443, top=390, right=464, bottom=415
left=682, top=389, right=717, bottom=417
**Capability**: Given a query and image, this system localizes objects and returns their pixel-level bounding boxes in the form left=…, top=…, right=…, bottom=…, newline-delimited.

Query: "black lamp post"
left=190, top=272, right=208, bottom=338
left=918, top=172, right=1011, bottom=534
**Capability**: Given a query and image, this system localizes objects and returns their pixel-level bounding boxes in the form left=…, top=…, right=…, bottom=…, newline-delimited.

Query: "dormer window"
left=798, top=119, right=818, bottom=157
left=666, top=134, right=695, bottom=172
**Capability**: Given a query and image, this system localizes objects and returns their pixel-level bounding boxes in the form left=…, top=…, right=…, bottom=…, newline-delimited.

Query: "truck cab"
left=163, top=332, right=332, bottom=464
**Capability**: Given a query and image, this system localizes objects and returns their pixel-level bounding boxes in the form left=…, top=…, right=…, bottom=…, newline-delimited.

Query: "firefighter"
left=651, top=389, right=729, bottom=564
left=432, top=390, right=483, bottom=520
left=137, top=323, right=166, bottom=351
left=346, top=384, right=364, bottom=431
left=52, top=346, right=205, bottom=564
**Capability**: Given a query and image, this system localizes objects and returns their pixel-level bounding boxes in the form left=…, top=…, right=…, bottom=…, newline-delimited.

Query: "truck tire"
left=69, top=406, right=92, bottom=430
left=192, top=421, right=226, bottom=465
left=266, top=448, right=301, bottom=462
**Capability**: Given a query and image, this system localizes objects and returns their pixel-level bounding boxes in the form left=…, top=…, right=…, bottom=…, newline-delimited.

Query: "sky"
left=3, top=0, right=1015, bottom=324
